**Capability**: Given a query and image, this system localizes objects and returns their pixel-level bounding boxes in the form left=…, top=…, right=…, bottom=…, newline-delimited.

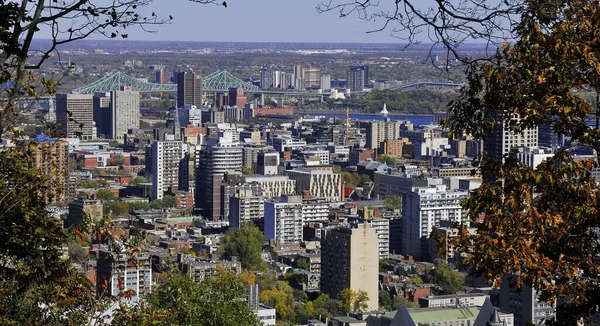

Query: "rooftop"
left=384, top=306, right=480, bottom=322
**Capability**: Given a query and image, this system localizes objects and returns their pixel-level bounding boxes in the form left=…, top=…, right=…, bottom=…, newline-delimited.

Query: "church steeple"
left=487, top=308, right=504, bottom=326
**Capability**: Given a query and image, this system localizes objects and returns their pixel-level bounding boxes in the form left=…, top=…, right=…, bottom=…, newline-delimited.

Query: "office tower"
left=65, top=199, right=103, bottom=228
left=320, top=223, right=379, bottom=311
left=94, top=88, right=140, bottom=140
left=347, top=66, right=367, bottom=92
left=302, top=66, right=321, bottom=88
left=264, top=196, right=304, bottom=244
left=484, top=111, right=538, bottom=161
left=151, top=140, right=184, bottom=200
left=177, top=71, right=203, bottom=108
left=402, top=184, right=469, bottom=261
left=56, top=93, right=95, bottom=140
left=257, top=152, right=279, bottom=175
left=285, top=168, right=342, bottom=202
left=320, top=74, right=331, bottom=91
left=195, top=133, right=243, bottom=221
left=365, top=119, right=404, bottom=150
left=228, top=87, right=247, bottom=107
left=229, top=190, right=265, bottom=228
left=96, top=249, right=152, bottom=299
left=18, top=137, right=70, bottom=204
left=350, top=65, right=369, bottom=85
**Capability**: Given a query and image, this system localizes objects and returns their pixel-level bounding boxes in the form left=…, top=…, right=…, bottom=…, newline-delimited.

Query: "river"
left=303, top=113, right=435, bottom=126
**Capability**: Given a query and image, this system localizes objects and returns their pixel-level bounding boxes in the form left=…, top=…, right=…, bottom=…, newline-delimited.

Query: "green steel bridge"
left=73, top=69, right=262, bottom=94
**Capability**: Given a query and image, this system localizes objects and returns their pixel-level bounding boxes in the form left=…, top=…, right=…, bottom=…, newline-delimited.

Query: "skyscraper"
left=94, top=87, right=140, bottom=140
left=320, top=74, right=331, bottom=91
left=364, top=119, right=404, bottom=150
left=195, top=132, right=243, bottom=221
left=151, top=140, right=185, bottom=200
left=56, top=93, right=95, bottom=140
left=18, top=137, right=70, bottom=204
left=177, top=71, right=203, bottom=108
left=402, top=184, right=468, bottom=260
left=302, top=66, right=321, bottom=88
left=321, top=223, right=379, bottom=311
left=484, top=111, right=539, bottom=161
left=350, top=65, right=369, bottom=85
left=347, top=66, right=367, bottom=92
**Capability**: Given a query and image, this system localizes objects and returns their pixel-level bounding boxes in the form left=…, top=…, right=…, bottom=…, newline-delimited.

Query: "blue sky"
left=118, top=0, right=407, bottom=43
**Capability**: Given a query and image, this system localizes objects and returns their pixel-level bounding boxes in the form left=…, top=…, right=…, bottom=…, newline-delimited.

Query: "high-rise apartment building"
left=365, top=119, right=404, bottom=150
left=56, top=93, right=95, bottom=140
left=484, top=111, right=538, bottom=161
left=350, top=65, right=369, bottom=85
left=302, top=66, right=321, bottom=88
left=369, top=218, right=390, bottom=259
left=320, top=74, right=331, bottom=91
left=321, top=223, right=379, bottom=311
left=402, top=184, right=469, bottom=261
left=195, top=133, right=243, bottom=221
left=229, top=189, right=265, bottom=228
left=93, top=88, right=140, bottom=140
left=151, top=140, right=185, bottom=200
left=347, top=67, right=366, bottom=92
left=96, top=249, right=152, bottom=299
left=264, top=196, right=304, bottom=244
left=18, top=137, right=70, bottom=204
left=177, top=71, right=203, bottom=108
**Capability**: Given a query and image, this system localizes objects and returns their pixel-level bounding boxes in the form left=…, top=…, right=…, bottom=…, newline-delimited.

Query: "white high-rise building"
left=320, top=74, right=331, bottom=91
left=264, top=197, right=304, bottom=245
left=484, top=111, right=539, bottom=161
left=402, top=184, right=469, bottom=260
left=151, top=140, right=184, bottom=200
left=370, top=218, right=390, bottom=259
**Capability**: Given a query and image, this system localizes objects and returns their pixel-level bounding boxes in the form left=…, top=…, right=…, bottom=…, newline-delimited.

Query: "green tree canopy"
left=96, top=189, right=115, bottom=202
left=423, top=260, right=464, bottom=295
left=132, top=270, right=260, bottom=326
left=376, top=155, right=397, bottom=167
left=383, top=195, right=402, bottom=212
left=222, top=223, right=266, bottom=271
left=337, top=288, right=369, bottom=314
left=129, top=176, right=148, bottom=185
left=162, top=195, right=177, bottom=208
